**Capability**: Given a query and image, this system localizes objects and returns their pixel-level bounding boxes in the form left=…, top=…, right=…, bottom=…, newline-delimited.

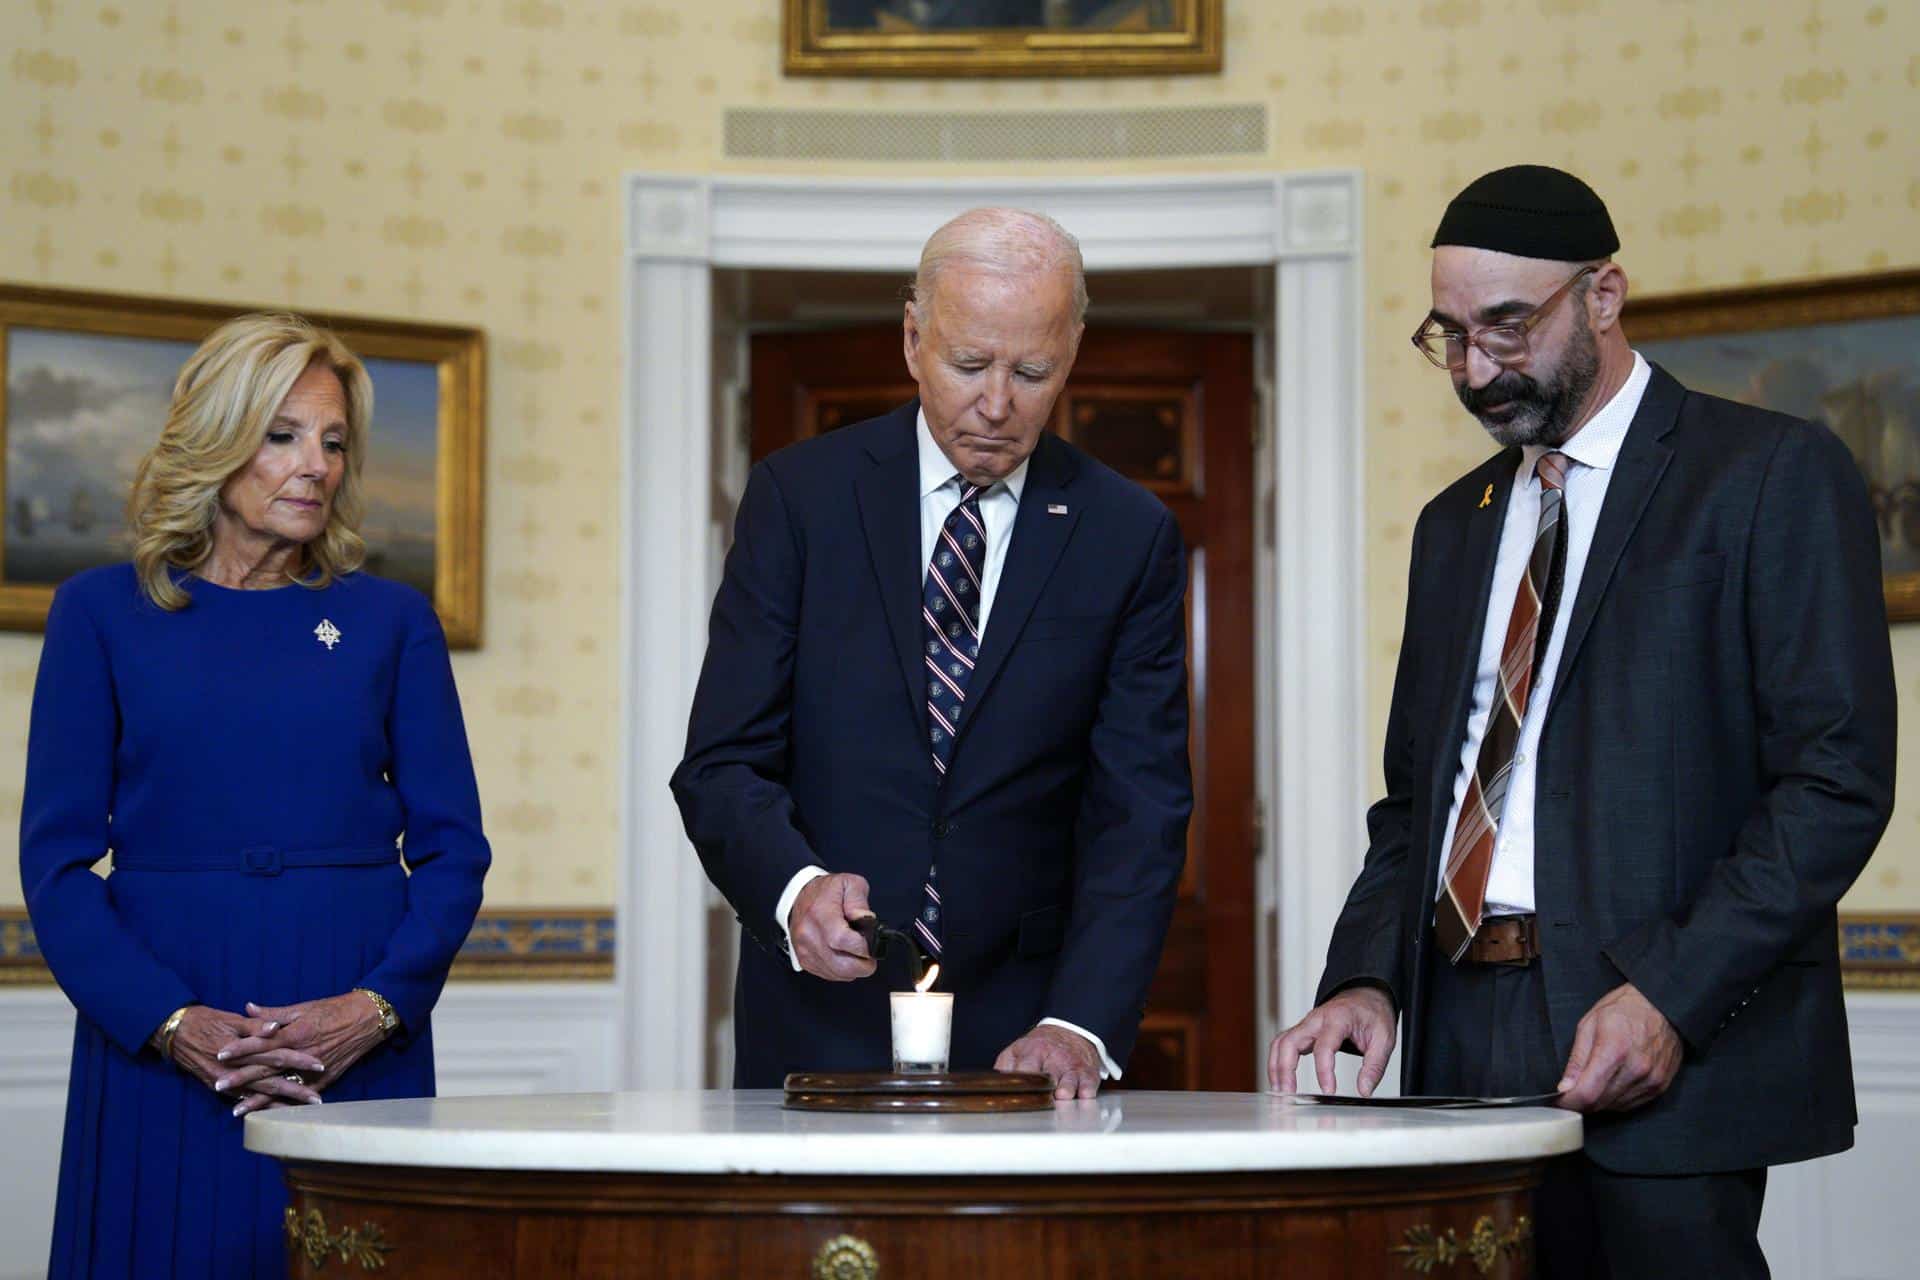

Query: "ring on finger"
left=283, top=1071, right=306, bottom=1086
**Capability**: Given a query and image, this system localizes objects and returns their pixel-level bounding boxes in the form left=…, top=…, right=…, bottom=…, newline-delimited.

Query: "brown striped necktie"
left=1435, top=451, right=1570, bottom=964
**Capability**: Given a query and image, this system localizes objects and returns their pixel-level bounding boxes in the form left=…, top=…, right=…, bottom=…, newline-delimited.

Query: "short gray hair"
left=910, top=207, right=1089, bottom=325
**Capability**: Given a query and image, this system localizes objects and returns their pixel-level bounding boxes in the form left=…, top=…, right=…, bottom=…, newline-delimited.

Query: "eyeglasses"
left=1410, top=266, right=1598, bottom=371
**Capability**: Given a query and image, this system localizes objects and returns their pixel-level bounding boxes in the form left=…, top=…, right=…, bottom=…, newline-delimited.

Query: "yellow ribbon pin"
left=1478, top=484, right=1494, bottom=509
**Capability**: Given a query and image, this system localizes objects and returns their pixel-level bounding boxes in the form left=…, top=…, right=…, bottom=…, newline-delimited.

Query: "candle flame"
left=914, top=963, right=941, bottom=994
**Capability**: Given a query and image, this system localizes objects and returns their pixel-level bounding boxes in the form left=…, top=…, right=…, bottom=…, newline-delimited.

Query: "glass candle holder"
left=889, top=991, right=954, bottom=1075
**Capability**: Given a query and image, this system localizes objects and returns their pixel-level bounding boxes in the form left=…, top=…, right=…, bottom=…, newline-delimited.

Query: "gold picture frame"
left=783, top=0, right=1222, bottom=78
left=1628, top=269, right=1920, bottom=622
left=0, top=284, right=485, bottom=646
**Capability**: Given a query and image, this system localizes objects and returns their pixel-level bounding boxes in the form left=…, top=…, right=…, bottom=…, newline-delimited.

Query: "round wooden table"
left=247, top=1090, right=1581, bottom=1278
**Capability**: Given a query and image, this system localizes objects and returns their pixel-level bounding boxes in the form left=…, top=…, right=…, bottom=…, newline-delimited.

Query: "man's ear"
left=902, top=303, right=924, bottom=380
left=1586, top=261, right=1628, bottom=335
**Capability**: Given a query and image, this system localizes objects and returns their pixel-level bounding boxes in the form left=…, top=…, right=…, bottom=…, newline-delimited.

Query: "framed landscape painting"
left=783, top=0, right=1222, bottom=77
left=1629, top=270, right=1920, bottom=622
left=0, top=285, right=485, bottom=646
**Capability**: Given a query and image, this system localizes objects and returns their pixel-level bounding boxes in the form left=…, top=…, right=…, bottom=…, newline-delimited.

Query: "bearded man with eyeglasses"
left=1268, top=165, right=1895, bottom=1277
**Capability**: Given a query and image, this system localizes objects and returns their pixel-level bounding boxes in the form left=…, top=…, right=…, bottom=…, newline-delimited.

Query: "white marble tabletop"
left=246, top=1090, right=1581, bottom=1176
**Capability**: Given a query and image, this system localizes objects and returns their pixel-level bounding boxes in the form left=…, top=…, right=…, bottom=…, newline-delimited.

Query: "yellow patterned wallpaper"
left=0, top=0, right=1915, bottom=911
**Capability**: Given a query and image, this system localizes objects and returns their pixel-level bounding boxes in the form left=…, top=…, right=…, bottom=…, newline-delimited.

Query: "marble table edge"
left=244, top=1090, right=1584, bottom=1175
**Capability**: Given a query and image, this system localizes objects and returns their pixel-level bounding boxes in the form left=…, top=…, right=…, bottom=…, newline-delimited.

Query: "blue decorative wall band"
left=0, top=908, right=616, bottom=983
left=1840, top=916, right=1920, bottom=989
left=454, top=910, right=616, bottom=979
left=0, top=912, right=44, bottom=968
left=2, top=910, right=1909, bottom=987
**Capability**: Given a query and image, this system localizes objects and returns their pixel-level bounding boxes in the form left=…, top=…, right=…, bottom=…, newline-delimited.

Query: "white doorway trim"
left=619, top=171, right=1368, bottom=1088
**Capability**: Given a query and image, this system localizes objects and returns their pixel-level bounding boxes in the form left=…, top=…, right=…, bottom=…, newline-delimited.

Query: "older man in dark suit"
left=674, top=208, right=1191, bottom=1100
left=1268, top=166, right=1896, bottom=1276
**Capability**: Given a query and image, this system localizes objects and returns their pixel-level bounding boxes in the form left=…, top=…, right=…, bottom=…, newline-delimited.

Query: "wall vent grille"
left=723, top=104, right=1268, bottom=163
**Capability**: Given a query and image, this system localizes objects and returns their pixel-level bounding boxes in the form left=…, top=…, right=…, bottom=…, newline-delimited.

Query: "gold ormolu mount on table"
left=782, top=1071, right=1054, bottom=1113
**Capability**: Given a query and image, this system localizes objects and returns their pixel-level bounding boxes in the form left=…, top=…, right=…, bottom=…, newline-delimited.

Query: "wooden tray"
left=782, top=1071, right=1055, bottom=1113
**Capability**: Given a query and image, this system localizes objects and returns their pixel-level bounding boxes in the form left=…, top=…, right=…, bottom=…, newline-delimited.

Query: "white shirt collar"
left=1521, top=350, right=1650, bottom=479
left=916, top=407, right=1030, bottom=503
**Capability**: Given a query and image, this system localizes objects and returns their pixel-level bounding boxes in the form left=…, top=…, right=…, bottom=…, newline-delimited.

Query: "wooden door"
left=749, top=324, right=1256, bottom=1091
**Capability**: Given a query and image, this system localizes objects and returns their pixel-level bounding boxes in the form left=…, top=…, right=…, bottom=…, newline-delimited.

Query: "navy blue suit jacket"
left=672, top=404, right=1192, bottom=1087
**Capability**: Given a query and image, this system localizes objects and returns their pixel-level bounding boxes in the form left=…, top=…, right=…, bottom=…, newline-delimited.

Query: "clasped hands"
left=789, top=872, right=1102, bottom=1100
left=1266, top=981, right=1683, bottom=1114
left=160, top=993, right=390, bottom=1117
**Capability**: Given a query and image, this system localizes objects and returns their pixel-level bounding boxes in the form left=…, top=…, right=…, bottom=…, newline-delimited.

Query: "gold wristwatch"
left=354, top=987, right=400, bottom=1038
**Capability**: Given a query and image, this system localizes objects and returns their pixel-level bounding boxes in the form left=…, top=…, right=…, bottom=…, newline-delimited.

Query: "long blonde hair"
left=126, top=313, right=372, bottom=609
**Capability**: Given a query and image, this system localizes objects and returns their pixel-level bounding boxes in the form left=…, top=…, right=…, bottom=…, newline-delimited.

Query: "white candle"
left=889, top=965, right=952, bottom=1074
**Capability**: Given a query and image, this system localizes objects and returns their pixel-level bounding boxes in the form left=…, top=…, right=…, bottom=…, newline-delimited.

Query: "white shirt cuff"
left=775, top=877, right=1117, bottom=1078
left=1037, top=1017, right=1122, bottom=1080
left=774, top=866, right=830, bottom=973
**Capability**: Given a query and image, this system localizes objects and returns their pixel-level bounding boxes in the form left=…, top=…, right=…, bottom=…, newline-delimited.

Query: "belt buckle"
left=241, top=846, right=283, bottom=876
left=1488, top=914, right=1535, bottom=965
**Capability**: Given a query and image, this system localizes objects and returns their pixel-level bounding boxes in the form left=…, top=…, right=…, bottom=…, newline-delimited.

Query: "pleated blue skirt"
left=48, top=862, right=437, bottom=1279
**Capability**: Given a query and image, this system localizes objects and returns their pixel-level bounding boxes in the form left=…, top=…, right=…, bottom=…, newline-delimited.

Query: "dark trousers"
left=1422, top=950, right=1770, bottom=1279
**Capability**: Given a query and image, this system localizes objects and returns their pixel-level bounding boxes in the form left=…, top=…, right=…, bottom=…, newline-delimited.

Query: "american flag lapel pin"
left=1047, top=503, right=1068, bottom=515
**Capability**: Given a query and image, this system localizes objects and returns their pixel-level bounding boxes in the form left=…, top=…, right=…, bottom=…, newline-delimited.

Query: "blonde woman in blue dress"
left=21, top=313, right=491, bottom=1277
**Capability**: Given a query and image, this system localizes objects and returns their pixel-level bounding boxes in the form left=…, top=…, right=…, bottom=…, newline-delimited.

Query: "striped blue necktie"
left=918, top=478, right=987, bottom=956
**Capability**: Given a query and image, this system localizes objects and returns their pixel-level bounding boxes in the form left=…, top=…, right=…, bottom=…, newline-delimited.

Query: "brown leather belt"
left=1460, top=914, right=1541, bottom=966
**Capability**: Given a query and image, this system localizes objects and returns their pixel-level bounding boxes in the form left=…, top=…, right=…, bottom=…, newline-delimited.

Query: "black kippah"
left=1431, top=164, right=1619, bottom=261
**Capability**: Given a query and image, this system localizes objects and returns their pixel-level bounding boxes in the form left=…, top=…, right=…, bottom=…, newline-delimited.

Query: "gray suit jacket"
left=1318, top=364, right=1897, bottom=1174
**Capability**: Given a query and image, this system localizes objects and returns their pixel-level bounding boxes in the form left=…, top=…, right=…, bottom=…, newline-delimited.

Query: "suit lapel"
left=950, top=435, right=1082, bottom=757
left=1548, top=365, right=1683, bottom=697
left=853, top=406, right=931, bottom=745
left=1425, top=450, right=1520, bottom=840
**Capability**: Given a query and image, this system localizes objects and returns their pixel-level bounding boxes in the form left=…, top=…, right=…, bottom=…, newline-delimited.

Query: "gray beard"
left=1460, top=320, right=1601, bottom=449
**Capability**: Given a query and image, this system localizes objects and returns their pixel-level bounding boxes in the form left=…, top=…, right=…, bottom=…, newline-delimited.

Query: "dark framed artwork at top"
left=783, top=0, right=1222, bottom=77
left=0, top=284, right=486, bottom=646
left=1627, top=269, right=1920, bottom=622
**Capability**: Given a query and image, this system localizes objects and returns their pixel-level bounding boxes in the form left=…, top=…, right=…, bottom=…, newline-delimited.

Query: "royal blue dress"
left=21, top=564, right=490, bottom=1278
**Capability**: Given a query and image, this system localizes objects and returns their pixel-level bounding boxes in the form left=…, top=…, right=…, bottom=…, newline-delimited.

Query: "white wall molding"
left=618, top=247, right=715, bottom=1092
left=1277, top=172, right=1359, bottom=258
left=1759, top=992, right=1920, bottom=1279
left=628, top=177, right=711, bottom=263
left=1269, top=231, right=1371, bottom=1046
left=0, top=989, right=79, bottom=1276
left=624, top=169, right=1366, bottom=1088
left=0, top=982, right=617, bottom=1273
left=697, top=173, right=1316, bottom=273
left=429, top=983, right=621, bottom=1097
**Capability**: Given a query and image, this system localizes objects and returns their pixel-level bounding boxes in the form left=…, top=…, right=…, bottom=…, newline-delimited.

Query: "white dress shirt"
left=1437, top=352, right=1651, bottom=915
left=775, top=410, right=1120, bottom=1078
